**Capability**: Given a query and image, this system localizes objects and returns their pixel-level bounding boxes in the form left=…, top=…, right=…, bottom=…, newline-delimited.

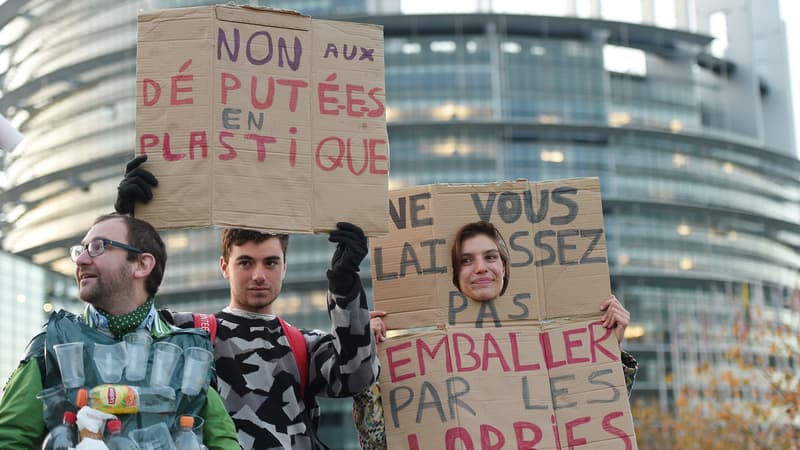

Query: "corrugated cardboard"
left=373, top=179, right=610, bottom=329
left=373, top=179, right=637, bottom=449
left=135, top=5, right=388, bottom=235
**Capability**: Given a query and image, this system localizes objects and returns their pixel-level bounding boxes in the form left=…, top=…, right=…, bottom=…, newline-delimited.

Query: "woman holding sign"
left=353, top=221, right=638, bottom=450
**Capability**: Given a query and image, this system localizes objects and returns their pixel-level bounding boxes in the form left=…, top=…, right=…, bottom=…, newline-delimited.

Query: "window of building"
left=601, top=0, right=642, bottom=23
left=709, top=11, right=729, bottom=57
left=603, top=45, right=647, bottom=76
left=654, top=0, right=677, bottom=28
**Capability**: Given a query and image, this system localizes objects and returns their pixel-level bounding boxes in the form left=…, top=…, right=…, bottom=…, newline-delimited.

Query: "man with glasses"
left=0, top=214, right=240, bottom=449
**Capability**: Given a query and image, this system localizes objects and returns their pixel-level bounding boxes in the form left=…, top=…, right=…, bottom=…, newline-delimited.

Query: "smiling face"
left=457, top=234, right=506, bottom=302
left=74, top=218, right=137, bottom=312
left=221, top=237, right=287, bottom=314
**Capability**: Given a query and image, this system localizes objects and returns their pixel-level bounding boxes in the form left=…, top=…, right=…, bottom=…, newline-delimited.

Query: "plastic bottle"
left=75, top=404, right=114, bottom=449
left=73, top=387, right=115, bottom=449
left=41, top=410, right=78, bottom=450
left=88, top=384, right=176, bottom=414
left=173, top=416, right=200, bottom=450
left=77, top=388, right=89, bottom=409
left=106, top=419, right=140, bottom=450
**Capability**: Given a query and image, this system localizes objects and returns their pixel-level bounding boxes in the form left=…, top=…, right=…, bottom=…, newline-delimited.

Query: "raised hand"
left=114, top=155, right=158, bottom=216
left=600, top=295, right=630, bottom=343
left=369, top=311, right=387, bottom=343
left=328, top=222, right=368, bottom=275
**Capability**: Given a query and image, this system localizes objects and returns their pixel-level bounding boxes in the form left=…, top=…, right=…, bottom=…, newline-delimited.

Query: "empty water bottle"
left=41, top=410, right=78, bottom=450
left=173, top=416, right=200, bottom=450
left=106, top=419, right=140, bottom=450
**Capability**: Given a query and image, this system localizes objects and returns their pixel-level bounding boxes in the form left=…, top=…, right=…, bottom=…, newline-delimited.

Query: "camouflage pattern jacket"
left=173, top=275, right=378, bottom=450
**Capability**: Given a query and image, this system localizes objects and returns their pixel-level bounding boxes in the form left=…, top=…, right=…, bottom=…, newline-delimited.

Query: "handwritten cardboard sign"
left=135, top=5, right=388, bottom=235
left=371, top=179, right=638, bottom=449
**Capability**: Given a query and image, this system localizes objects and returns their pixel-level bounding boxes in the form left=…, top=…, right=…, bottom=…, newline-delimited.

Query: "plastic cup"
left=190, top=415, right=204, bottom=445
left=53, top=342, right=85, bottom=388
left=123, top=331, right=152, bottom=382
left=93, top=342, right=128, bottom=383
left=129, top=422, right=177, bottom=450
left=36, top=385, right=70, bottom=429
left=150, top=341, right=182, bottom=387
left=180, top=347, right=213, bottom=395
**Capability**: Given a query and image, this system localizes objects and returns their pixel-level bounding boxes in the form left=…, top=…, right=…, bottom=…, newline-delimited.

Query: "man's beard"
left=80, top=263, right=131, bottom=308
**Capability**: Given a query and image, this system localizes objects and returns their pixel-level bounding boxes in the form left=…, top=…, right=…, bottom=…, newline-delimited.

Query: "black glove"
left=327, top=222, right=368, bottom=295
left=114, top=155, right=158, bottom=216
left=328, top=222, right=368, bottom=274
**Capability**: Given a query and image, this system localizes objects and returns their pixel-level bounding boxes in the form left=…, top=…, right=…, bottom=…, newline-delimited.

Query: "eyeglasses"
left=70, top=239, right=145, bottom=262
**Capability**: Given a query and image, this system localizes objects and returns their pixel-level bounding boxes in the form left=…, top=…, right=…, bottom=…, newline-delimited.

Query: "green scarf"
left=97, top=298, right=154, bottom=339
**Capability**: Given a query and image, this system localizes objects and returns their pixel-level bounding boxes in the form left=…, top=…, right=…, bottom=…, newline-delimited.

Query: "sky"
left=401, top=0, right=800, bottom=156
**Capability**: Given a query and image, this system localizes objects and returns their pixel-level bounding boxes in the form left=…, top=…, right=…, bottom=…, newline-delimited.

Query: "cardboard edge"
left=215, top=4, right=312, bottom=30
left=137, top=5, right=213, bottom=23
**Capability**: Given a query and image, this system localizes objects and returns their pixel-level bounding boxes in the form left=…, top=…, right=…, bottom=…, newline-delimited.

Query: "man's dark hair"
left=93, top=214, right=166, bottom=297
left=451, top=221, right=510, bottom=296
left=221, top=228, right=290, bottom=262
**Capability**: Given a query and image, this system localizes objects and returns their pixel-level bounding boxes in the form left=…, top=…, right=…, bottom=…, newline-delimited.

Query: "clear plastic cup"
left=189, top=415, right=204, bottom=446
left=123, top=331, right=152, bottom=382
left=150, top=341, right=182, bottom=387
left=129, top=422, right=177, bottom=450
left=36, top=385, right=70, bottom=429
left=93, top=342, right=128, bottom=383
left=53, top=342, right=85, bottom=388
left=180, top=347, right=213, bottom=395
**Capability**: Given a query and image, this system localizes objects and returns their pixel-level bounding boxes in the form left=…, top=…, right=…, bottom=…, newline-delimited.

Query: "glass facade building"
left=1, top=0, right=798, bottom=446
left=368, top=5, right=800, bottom=416
left=0, top=251, right=76, bottom=400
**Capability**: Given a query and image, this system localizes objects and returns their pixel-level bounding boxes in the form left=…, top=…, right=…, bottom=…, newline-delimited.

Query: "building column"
left=674, top=0, right=692, bottom=30
left=590, top=0, right=602, bottom=18
left=641, top=0, right=655, bottom=25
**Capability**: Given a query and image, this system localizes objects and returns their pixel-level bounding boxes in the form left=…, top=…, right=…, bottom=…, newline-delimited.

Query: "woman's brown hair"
left=450, top=221, right=510, bottom=296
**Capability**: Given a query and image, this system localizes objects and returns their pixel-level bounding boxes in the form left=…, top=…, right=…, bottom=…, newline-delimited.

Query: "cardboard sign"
left=371, top=179, right=638, bottom=449
left=381, top=323, right=635, bottom=449
left=372, top=179, right=610, bottom=329
left=135, top=5, right=388, bottom=235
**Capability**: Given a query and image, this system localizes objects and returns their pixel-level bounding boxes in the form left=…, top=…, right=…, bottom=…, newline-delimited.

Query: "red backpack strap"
left=278, top=316, right=308, bottom=400
left=193, top=313, right=218, bottom=345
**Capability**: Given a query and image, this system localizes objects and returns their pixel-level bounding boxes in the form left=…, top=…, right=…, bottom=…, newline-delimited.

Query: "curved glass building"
left=2, top=0, right=798, bottom=447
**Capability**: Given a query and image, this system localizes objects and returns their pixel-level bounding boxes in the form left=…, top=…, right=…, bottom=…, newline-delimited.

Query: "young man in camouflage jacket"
left=116, top=156, right=378, bottom=449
